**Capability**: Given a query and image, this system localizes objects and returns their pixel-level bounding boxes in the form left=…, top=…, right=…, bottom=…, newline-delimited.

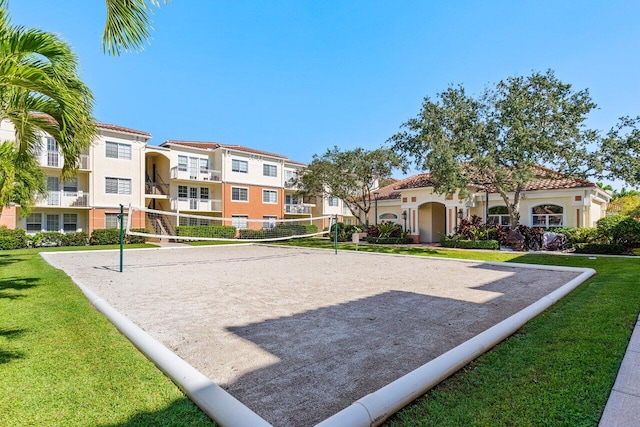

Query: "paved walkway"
left=599, top=314, right=640, bottom=426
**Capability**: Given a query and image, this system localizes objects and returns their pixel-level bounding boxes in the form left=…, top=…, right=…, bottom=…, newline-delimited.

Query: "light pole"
left=374, top=191, right=380, bottom=225
left=402, top=210, right=407, bottom=232
left=484, top=182, right=491, bottom=240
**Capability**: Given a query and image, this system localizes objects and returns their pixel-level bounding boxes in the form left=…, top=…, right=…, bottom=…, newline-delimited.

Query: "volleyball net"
left=127, top=206, right=335, bottom=243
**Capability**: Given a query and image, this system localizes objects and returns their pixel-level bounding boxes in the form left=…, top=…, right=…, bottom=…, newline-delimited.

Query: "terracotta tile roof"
left=373, top=166, right=595, bottom=200
left=162, top=140, right=306, bottom=165
left=97, top=123, right=151, bottom=138
left=374, top=173, right=435, bottom=200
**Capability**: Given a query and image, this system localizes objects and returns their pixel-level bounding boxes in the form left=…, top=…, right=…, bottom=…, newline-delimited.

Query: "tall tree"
left=599, top=116, right=640, bottom=188
left=103, top=0, right=169, bottom=55
left=391, top=70, right=599, bottom=226
left=0, top=0, right=96, bottom=214
left=296, top=147, right=405, bottom=226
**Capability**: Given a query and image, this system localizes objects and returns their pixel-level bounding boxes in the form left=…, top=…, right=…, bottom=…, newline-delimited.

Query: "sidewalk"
left=599, top=314, right=640, bottom=426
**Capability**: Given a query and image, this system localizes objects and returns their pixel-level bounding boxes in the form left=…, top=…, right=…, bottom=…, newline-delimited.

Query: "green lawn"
left=1, top=241, right=638, bottom=426
left=0, top=246, right=213, bottom=427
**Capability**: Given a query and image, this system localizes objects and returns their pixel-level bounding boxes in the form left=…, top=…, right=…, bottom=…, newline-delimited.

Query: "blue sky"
left=9, top=1, right=640, bottom=185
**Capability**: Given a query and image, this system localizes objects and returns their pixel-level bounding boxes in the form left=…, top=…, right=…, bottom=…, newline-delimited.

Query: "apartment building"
left=144, top=140, right=317, bottom=231
left=0, top=121, right=150, bottom=234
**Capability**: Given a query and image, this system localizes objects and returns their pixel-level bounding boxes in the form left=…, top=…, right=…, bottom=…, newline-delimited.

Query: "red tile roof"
left=374, top=166, right=596, bottom=200
left=162, top=140, right=306, bottom=165
left=97, top=123, right=151, bottom=138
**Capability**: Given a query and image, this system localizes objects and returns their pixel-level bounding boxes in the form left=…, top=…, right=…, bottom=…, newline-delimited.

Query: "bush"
left=367, top=222, right=402, bottom=238
left=30, top=231, right=64, bottom=247
left=90, top=228, right=120, bottom=245
left=441, top=237, right=499, bottom=250
left=60, top=232, right=89, bottom=247
left=596, top=215, right=640, bottom=247
left=573, top=243, right=628, bottom=255
left=550, top=227, right=600, bottom=245
left=0, top=227, right=29, bottom=250
left=238, top=229, right=266, bottom=239
left=127, top=228, right=149, bottom=244
left=365, top=237, right=413, bottom=244
left=329, top=222, right=364, bottom=242
left=176, top=225, right=236, bottom=239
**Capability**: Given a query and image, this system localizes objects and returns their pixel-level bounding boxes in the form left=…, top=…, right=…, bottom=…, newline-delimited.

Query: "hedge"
left=0, top=227, right=29, bottom=250
left=441, top=238, right=500, bottom=250
left=176, top=225, right=236, bottom=239
left=365, top=237, right=413, bottom=244
left=573, top=243, right=628, bottom=255
left=90, top=228, right=149, bottom=245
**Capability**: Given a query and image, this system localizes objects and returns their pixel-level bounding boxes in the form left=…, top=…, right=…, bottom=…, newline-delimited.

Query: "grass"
left=1, top=240, right=638, bottom=426
left=0, top=246, right=213, bottom=427
left=281, top=239, right=640, bottom=426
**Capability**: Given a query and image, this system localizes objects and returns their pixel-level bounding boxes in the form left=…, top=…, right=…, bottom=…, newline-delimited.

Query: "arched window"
left=532, top=204, right=563, bottom=227
left=488, top=206, right=510, bottom=226
left=379, top=213, right=398, bottom=221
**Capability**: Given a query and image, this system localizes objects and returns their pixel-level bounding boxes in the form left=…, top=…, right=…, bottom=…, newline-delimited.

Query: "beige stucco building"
left=364, top=168, right=611, bottom=243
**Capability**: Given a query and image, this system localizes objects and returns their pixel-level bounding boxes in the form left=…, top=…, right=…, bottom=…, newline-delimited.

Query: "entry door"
left=47, top=176, right=60, bottom=206
left=189, top=187, right=198, bottom=209
left=189, top=157, right=198, bottom=180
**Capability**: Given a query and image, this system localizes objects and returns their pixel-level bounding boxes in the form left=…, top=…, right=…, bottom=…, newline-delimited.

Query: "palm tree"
left=0, top=0, right=95, bottom=214
left=103, top=0, right=169, bottom=56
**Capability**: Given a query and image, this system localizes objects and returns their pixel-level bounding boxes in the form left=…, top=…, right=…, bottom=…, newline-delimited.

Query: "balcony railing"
left=39, top=191, right=89, bottom=208
left=170, top=166, right=221, bottom=182
left=145, top=182, right=169, bottom=196
left=171, top=198, right=222, bottom=212
left=39, top=152, right=90, bottom=170
left=284, top=179, right=298, bottom=189
left=285, top=204, right=312, bottom=214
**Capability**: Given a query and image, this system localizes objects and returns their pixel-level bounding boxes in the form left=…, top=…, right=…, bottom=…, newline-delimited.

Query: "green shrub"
left=238, top=229, right=266, bottom=239
left=573, top=243, right=628, bottom=255
left=30, top=231, right=63, bottom=247
left=550, top=227, right=600, bottom=245
left=176, top=225, right=236, bottom=239
left=90, top=228, right=120, bottom=245
left=596, top=215, right=640, bottom=247
left=60, top=232, right=89, bottom=246
left=127, top=228, right=149, bottom=244
left=365, top=237, right=413, bottom=244
left=440, top=237, right=500, bottom=250
left=0, top=227, right=29, bottom=250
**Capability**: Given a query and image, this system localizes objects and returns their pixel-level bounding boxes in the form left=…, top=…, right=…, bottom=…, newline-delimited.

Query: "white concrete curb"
left=41, top=253, right=272, bottom=427
left=316, top=266, right=595, bottom=427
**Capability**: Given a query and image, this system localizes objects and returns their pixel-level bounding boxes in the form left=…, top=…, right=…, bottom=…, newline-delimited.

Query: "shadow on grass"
left=99, top=397, right=214, bottom=427
left=0, top=328, right=27, bottom=365
left=0, top=253, right=25, bottom=268
left=0, top=277, right=38, bottom=299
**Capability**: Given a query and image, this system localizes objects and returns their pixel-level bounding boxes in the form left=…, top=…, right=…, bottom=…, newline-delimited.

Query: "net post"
left=334, top=214, right=338, bottom=255
left=118, top=204, right=124, bottom=273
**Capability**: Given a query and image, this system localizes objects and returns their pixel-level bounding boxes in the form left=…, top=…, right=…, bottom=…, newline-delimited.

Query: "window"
left=285, top=194, right=299, bottom=205
left=263, top=164, right=277, bottom=177
left=105, top=177, right=132, bottom=194
left=232, top=215, right=248, bottom=230
left=263, top=215, right=277, bottom=229
left=200, top=187, right=209, bottom=200
left=200, top=158, right=209, bottom=173
left=105, top=213, right=128, bottom=229
left=328, top=196, right=339, bottom=207
left=46, top=214, right=59, bottom=232
left=63, top=178, right=78, bottom=196
left=26, top=213, right=42, bottom=232
left=232, top=159, right=248, bottom=173
left=105, top=141, right=131, bottom=160
left=379, top=213, right=398, bottom=220
left=231, top=187, right=248, bottom=201
left=488, top=206, right=511, bottom=226
left=263, top=189, right=278, bottom=204
left=46, top=138, right=59, bottom=167
left=178, top=185, right=188, bottom=199
left=532, top=204, right=563, bottom=227
left=285, top=170, right=296, bottom=181
left=178, top=156, right=188, bottom=172
left=63, top=214, right=77, bottom=232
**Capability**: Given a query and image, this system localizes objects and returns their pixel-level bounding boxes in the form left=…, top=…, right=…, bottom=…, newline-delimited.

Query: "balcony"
left=39, top=191, right=89, bottom=208
left=39, top=152, right=90, bottom=170
left=171, top=198, right=222, bottom=212
left=285, top=204, right=312, bottom=215
left=284, top=179, right=299, bottom=189
left=171, top=166, right=221, bottom=182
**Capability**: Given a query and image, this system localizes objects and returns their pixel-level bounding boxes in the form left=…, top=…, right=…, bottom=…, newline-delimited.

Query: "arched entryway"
left=418, top=202, right=446, bottom=243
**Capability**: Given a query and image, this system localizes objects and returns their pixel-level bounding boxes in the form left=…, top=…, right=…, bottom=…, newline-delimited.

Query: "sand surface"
left=45, top=245, right=581, bottom=426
